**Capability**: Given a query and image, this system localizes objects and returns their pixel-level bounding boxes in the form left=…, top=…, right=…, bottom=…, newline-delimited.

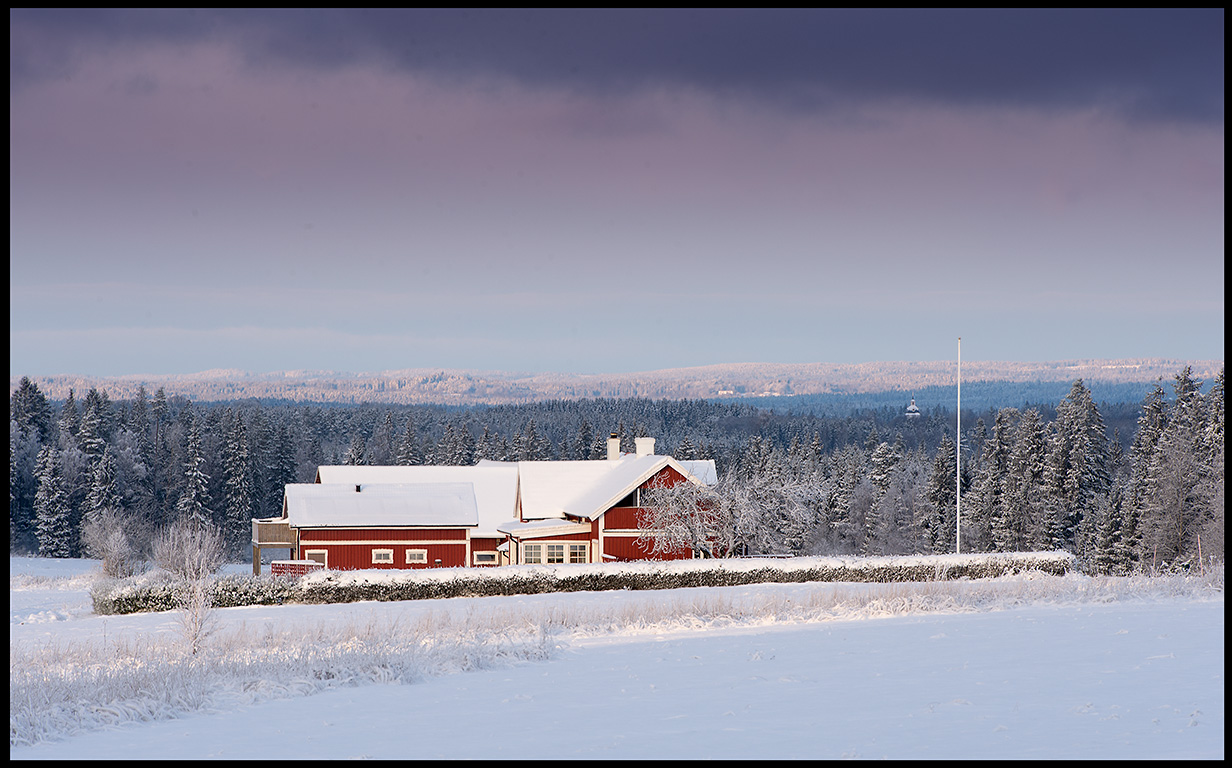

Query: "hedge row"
left=92, top=552, right=1075, bottom=615
left=91, top=573, right=297, bottom=615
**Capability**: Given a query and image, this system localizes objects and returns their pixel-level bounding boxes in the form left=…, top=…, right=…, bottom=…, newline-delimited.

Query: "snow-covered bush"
left=93, top=552, right=1077, bottom=615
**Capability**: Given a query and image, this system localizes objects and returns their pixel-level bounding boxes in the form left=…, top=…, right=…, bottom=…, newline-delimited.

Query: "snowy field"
left=10, top=556, right=1224, bottom=760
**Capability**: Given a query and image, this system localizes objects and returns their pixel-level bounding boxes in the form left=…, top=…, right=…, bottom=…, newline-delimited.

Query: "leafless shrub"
left=178, top=577, right=220, bottom=656
left=80, top=509, right=145, bottom=578
left=153, top=519, right=224, bottom=581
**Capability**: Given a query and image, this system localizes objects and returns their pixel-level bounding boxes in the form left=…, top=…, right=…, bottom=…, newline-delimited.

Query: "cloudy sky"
left=9, top=9, right=1224, bottom=377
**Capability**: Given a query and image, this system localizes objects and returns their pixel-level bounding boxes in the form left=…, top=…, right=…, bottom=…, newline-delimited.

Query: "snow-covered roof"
left=304, top=455, right=714, bottom=531
left=678, top=459, right=718, bottom=486
left=283, top=483, right=478, bottom=528
left=516, top=454, right=712, bottom=522
left=312, top=465, right=518, bottom=535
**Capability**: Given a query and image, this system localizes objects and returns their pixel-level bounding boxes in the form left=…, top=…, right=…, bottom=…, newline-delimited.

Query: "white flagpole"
left=956, top=336, right=961, bottom=554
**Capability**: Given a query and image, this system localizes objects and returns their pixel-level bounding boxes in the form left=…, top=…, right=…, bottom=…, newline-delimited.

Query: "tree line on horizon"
left=9, top=368, right=1223, bottom=573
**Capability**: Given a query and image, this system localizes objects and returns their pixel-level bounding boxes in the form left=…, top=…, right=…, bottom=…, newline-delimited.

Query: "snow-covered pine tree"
left=77, top=389, right=110, bottom=460
left=1197, top=369, right=1224, bottom=562
left=10, top=420, right=43, bottom=552
left=926, top=434, right=957, bottom=554
left=432, top=423, right=455, bottom=465
left=868, top=441, right=900, bottom=494
left=176, top=412, right=212, bottom=527
left=34, top=445, right=72, bottom=558
left=395, top=418, right=421, bottom=465
left=367, top=411, right=397, bottom=465
left=514, top=419, right=547, bottom=461
left=1138, top=368, right=1208, bottom=567
left=589, top=430, right=609, bottom=461
left=1089, top=484, right=1134, bottom=575
left=151, top=386, right=170, bottom=430
left=343, top=433, right=368, bottom=466
left=10, top=376, right=52, bottom=442
left=272, top=421, right=298, bottom=489
left=995, top=408, right=1047, bottom=552
left=222, top=413, right=256, bottom=555
left=85, top=445, right=123, bottom=524
left=57, top=389, right=80, bottom=449
left=573, top=419, right=594, bottom=460
left=450, top=421, right=476, bottom=466
left=966, top=408, right=1018, bottom=552
left=1044, top=380, right=1111, bottom=554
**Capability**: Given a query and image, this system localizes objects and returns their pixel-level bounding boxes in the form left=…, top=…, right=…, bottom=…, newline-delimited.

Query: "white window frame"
left=303, top=549, right=328, bottom=568
left=406, top=549, right=428, bottom=564
left=473, top=551, right=498, bottom=565
left=372, top=548, right=394, bottom=564
left=521, top=541, right=589, bottom=565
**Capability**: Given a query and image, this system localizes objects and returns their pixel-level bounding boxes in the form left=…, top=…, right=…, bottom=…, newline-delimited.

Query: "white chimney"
left=607, top=433, right=621, bottom=461
left=635, top=437, right=655, bottom=457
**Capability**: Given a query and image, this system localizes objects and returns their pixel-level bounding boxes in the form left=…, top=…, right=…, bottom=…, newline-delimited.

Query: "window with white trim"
left=372, top=549, right=394, bottom=564
left=569, top=543, right=588, bottom=563
left=406, top=549, right=428, bottom=564
left=304, top=550, right=327, bottom=567
left=523, top=543, right=542, bottom=564
left=473, top=551, right=498, bottom=565
left=546, top=544, right=565, bottom=563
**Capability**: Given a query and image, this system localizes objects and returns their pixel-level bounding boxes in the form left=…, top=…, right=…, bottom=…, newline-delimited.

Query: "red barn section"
left=251, top=435, right=716, bottom=573
left=298, top=527, right=469, bottom=570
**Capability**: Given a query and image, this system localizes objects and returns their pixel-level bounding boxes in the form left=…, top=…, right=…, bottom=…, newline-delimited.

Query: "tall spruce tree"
left=85, top=446, right=123, bottom=523
left=1044, top=380, right=1111, bottom=553
left=222, top=413, right=256, bottom=554
left=10, top=377, right=52, bottom=442
left=34, top=445, right=72, bottom=557
left=176, top=411, right=212, bottom=527
left=926, top=434, right=958, bottom=554
left=968, top=408, right=1018, bottom=552
left=77, top=389, right=110, bottom=460
left=995, top=408, right=1048, bottom=551
left=396, top=418, right=421, bottom=465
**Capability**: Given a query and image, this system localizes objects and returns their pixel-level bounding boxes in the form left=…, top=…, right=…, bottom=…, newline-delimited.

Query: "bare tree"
left=153, top=518, right=224, bottom=655
left=80, top=508, right=144, bottom=578
left=637, top=475, right=720, bottom=558
left=153, top=519, right=224, bottom=581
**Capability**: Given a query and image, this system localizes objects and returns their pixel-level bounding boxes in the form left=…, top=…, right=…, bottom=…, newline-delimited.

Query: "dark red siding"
left=602, top=535, right=692, bottom=561
left=602, top=506, right=644, bottom=530
left=470, top=537, right=501, bottom=552
left=296, top=527, right=469, bottom=570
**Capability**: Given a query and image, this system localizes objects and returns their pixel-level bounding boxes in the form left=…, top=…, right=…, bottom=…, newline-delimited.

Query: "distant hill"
left=10, top=359, right=1222, bottom=407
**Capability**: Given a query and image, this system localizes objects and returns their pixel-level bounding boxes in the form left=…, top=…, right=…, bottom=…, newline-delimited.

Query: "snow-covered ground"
left=10, top=556, right=1224, bottom=760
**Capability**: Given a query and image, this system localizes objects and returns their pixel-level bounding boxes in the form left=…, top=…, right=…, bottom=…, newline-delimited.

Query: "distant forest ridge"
left=10, top=358, right=1223, bottom=409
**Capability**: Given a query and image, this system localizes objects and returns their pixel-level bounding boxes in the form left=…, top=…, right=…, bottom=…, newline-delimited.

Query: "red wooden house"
left=251, top=435, right=716, bottom=573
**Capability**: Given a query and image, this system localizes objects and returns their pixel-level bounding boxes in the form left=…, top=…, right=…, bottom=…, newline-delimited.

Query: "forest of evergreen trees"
left=9, top=368, right=1223, bottom=573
